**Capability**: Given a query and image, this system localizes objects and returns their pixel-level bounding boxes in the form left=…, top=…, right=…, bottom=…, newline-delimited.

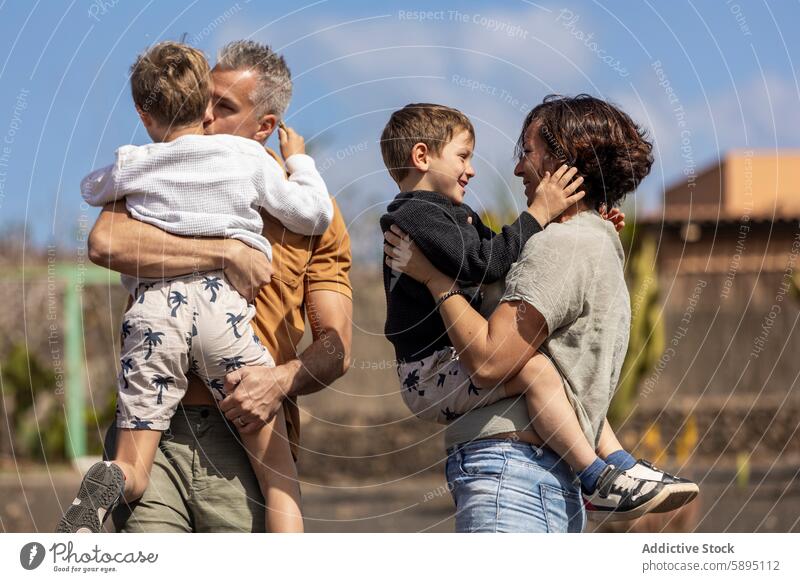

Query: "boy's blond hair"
left=130, top=41, right=210, bottom=128
left=380, top=103, right=475, bottom=183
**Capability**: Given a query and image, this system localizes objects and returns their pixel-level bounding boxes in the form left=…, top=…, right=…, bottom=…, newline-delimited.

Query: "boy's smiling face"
left=418, top=129, right=475, bottom=204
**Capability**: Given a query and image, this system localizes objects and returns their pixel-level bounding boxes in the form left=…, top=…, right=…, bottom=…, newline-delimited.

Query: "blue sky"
left=0, top=0, right=798, bottom=259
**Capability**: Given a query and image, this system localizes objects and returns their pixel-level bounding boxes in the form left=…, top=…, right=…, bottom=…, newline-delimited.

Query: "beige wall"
left=726, top=150, right=800, bottom=219
left=663, top=150, right=800, bottom=221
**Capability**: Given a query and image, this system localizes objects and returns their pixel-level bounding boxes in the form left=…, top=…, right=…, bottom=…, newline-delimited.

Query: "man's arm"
left=219, top=197, right=353, bottom=433
left=88, top=201, right=272, bottom=302
left=219, top=289, right=353, bottom=433
left=248, top=289, right=353, bottom=396
left=289, top=288, right=353, bottom=394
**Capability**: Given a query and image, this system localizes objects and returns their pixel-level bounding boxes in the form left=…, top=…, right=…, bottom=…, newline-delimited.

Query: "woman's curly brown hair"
left=516, top=94, right=653, bottom=210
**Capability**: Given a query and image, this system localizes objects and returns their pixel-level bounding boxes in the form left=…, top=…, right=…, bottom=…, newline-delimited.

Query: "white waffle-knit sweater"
left=81, top=134, right=333, bottom=294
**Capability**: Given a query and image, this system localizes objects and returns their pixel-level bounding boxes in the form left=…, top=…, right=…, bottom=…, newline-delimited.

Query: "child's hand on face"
left=529, top=164, right=586, bottom=226
left=278, top=122, right=306, bottom=160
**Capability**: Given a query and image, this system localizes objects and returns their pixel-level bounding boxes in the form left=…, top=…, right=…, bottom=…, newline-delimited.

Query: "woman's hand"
left=384, top=224, right=452, bottom=293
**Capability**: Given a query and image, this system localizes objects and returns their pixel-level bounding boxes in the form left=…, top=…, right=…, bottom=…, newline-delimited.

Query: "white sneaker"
left=624, top=459, right=699, bottom=513
left=584, top=465, right=670, bottom=521
left=56, top=461, right=124, bottom=533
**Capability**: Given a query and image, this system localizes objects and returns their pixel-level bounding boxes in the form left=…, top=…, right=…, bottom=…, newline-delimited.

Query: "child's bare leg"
left=238, top=406, right=303, bottom=533
left=594, top=418, right=641, bottom=470
left=56, top=428, right=162, bottom=533
left=504, top=354, right=598, bottom=472
left=113, top=429, right=163, bottom=501
left=596, top=418, right=626, bottom=459
left=503, top=355, right=694, bottom=516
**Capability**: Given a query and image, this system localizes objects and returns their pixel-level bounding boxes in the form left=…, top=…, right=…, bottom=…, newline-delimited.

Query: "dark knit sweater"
left=380, top=190, right=541, bottom=362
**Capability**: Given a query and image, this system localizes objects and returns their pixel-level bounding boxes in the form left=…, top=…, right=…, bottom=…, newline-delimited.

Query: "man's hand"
left=278, top=123, right=306, bottom=160
left=219, top=363, right=295, bottom=434
left=528, top=164, right=585, bottom=226
left=222, top=239, right=273, bottom=303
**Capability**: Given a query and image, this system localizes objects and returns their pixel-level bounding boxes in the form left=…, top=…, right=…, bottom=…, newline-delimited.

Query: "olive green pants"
left=105, top=405, right=266, bottom=532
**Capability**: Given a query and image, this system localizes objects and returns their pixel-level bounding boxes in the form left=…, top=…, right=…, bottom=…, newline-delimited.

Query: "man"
left=90, top=40, right=352, bottom=532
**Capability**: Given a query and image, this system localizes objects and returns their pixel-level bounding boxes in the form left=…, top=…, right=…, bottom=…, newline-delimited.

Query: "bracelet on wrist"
left=435, top=289, right=468, bottom=310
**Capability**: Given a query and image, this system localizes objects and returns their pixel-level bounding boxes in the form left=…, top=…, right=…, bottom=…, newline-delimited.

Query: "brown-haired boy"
left=380, top=103, right=697, bottom=520
left=57, top=41, right=332, bottom=533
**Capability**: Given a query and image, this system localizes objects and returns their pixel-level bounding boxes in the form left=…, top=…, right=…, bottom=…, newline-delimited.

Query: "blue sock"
left=577, top=457, right=607, bottom=493
left=606, top=449, right=637, bottom=470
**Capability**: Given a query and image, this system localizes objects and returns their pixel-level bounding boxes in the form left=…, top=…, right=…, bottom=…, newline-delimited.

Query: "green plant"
left=608, top=225, right=665, bottom=425
left=736, top=452, right=751, bottom=489
left=791, top=271, right=800, bottom=301
left=0, top=343, right=61, bottom=460
left=0, top=344, right=117, bottom=461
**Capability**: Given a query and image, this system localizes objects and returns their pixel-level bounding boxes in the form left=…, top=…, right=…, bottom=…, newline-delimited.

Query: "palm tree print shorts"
left=397, top=346, right=506, bottom=424
left=116, top=270, right=274, bottom=430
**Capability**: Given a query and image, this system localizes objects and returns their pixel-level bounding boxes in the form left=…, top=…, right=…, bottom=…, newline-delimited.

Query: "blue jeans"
left=446, top=439, right=586, bottom=532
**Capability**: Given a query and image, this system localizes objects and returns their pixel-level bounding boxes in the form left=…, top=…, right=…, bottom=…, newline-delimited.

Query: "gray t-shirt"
left=444, top=210, right=630, bottom=449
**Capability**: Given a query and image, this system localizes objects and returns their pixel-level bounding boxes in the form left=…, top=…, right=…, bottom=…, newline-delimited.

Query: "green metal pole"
left=64, top=271, right=87, bottom=459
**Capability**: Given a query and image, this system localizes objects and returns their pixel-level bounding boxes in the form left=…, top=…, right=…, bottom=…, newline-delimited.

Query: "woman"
left=384, top=94, right=656, bottom=532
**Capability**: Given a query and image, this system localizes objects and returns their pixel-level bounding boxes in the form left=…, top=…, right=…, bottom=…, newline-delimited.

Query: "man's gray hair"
left=217, top=40, right=292, bottom=119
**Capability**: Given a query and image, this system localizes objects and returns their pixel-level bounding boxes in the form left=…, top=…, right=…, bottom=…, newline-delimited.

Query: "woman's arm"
left=88, top=201, right=273, bottom=302
left=435, top=291, right=547, bottom=387
left=384, top=225, right=549, bottom=387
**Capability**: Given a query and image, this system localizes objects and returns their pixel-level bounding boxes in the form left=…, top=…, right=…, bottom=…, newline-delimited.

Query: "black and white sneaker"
left=624, top=459, right=699, bottom=513
left=56, top=461, right=125, bottom=533
left=584, top=465, right=669, bottom=521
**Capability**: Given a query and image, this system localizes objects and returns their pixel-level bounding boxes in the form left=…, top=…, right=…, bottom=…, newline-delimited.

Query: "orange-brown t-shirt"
left=251, top=198, right=352, bottom=459
left=183, top=172, right=352, bottom=460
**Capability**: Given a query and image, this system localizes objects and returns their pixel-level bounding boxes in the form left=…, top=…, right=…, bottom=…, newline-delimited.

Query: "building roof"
left=639, top=150, right=800, bottom=225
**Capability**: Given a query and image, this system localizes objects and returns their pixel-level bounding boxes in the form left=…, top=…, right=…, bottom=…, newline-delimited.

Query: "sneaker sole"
left=587, top=486, right=673, bottom=522
left=56, top=462, right=124, bottom=533
left=649, top=482, right=699, bottom=514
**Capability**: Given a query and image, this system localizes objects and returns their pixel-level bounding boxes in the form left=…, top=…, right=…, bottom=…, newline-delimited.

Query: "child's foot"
left=56, top=461, right=125, bottom=533
left=624, top=459, right=699, bottom=513
left=583, top=465, right=669, bottom=521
